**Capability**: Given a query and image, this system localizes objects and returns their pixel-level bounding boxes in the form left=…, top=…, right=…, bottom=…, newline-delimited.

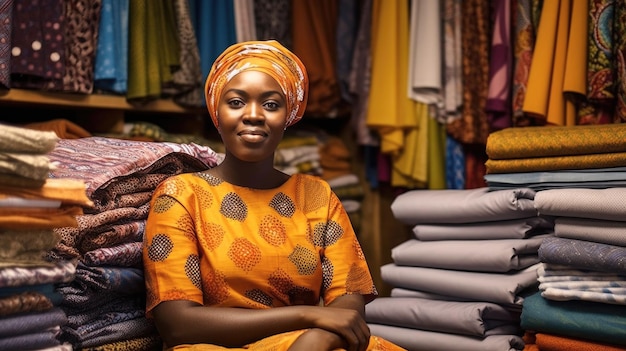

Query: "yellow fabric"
left=205, top=40, right=309, bottom=128
left=563, top=0, right=588, bottom=99
left=485, top=152, right=626, bottom=173
left=366, top=0, right=415, bottom=156
left=545, top=0, right=570, bottom=126
left=143, top=173, right=404, bottom=350
left=172, top=330, right=399, bottom=351
left=522, top=0, right=559, bottom=122
left=390, top=102, right=427, bottom=188
left=486, top=124, right=626, bottom=160
left=523, top=0, right=581, bottom=126
left=0, top=178, right=93, bottom=207
left=0, top=206, right=82, bottom=229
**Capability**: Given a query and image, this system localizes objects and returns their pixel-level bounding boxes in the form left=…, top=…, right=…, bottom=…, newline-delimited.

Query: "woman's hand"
left=303, top=305, right=370, bottom=351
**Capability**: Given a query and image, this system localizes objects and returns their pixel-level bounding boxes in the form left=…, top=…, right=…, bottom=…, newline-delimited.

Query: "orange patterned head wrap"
left=205, top=40, right=309, bottom=128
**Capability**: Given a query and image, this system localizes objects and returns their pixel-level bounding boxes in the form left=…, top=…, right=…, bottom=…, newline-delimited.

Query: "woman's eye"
left=264, top=101, right=279, bottom=110
left=228, top=99, right=244, bottom=108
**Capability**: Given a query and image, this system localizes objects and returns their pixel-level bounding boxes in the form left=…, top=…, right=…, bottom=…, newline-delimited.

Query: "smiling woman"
left=215, top=70, right=288, bottom=164
left=142, top=40, right=407, bottom=351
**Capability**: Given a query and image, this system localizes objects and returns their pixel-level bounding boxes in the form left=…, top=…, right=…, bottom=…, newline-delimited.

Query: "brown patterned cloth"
left=511, top=0, right=542, bottom=125
left=486, top=124, right=626, bottom=159
left=54, top=0, right=101, bottom=94
left=50, top=208, right=147, bottom=260
left=446, top=0, right=490, bottom=145
left=615, top=2, right=626, bottom=122
left=291, top=0, right=340, bottom=117
left=79, top=335, right=162, bottom=351
left=167, top=0, right=203, bottom=107
left=0, top=291, right=54, bottom=317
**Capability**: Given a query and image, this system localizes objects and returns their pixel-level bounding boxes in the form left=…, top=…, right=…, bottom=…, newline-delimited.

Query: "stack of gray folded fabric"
left=366, top=187, right=554, bottom=351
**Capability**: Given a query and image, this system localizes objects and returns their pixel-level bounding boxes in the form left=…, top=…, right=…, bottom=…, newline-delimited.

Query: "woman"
left=143, top=40, right=405, bottom=351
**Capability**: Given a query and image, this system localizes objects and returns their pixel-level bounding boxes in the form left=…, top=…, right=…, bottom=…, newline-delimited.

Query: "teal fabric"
left=521, top=291, right=626, bottom=346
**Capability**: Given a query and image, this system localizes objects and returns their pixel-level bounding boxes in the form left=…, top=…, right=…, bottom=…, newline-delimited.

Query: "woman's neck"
left=209, top=156, right=289, bottom=189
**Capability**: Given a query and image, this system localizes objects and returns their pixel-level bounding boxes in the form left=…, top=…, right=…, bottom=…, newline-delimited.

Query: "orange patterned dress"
left=143, top=172, right=404, bottom=350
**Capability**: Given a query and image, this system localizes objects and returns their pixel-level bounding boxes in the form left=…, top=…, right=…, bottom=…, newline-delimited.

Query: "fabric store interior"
left=1, top=0, right=626, bottom=350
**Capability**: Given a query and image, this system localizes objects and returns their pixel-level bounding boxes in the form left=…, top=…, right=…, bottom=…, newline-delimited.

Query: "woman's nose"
left=244, top=103, right=264, bottom=121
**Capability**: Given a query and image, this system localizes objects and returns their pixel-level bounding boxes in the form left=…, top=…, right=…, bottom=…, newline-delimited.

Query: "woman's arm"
left=153, top=295, right=369, bottom=349
left=288, top=294, right=371, bottom=351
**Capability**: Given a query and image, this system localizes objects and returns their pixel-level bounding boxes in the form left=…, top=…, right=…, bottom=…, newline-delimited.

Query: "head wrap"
left=205, top=40, right=309, bottom=128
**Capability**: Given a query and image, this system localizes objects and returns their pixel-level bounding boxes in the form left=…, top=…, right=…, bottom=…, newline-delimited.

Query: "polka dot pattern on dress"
left=185, top=254, right=202, bottom=290
left=228, top=237, right=261, bottom=271
left=202, top=269, right=230, bottom=306
left=269, top=192, right=295, bottom=218
left=147, top=234, right=173, bottom=262
left=288, top=244, right=318, bottom=275
left=220, top=192, right=248, bottom=221
left=245, top=288, right=273, bottom=307
left=259, top=214, right=287, bottom=246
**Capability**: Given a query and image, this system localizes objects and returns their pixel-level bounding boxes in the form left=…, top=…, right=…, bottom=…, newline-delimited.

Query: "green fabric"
left=127, top=0, right=180, bottom=101
left=521, top=291, right=626, bottom=346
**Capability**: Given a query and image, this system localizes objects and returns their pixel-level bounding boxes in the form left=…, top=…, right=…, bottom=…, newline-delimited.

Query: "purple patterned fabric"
left=48, top=137, right=219, bottom=202
left=0, top=306, right=67, bottom=337
left=51, top=211, right=147, bottom=261
left=0, top=329, right=62, bottom=350
left=539, top=236, right=626, bottom=274
left=10, top=0, right=65, bottom=88
left=70, top=262, right=144, bottom=294
left=83, top=242, right=142, bottom=267
left=0, top=0, right=12, bottom=88
left=64, top=317, right=156, bottom=349
left=0, top=260, right=75, bottom=288
left=65, top=297, right=143, bottom=328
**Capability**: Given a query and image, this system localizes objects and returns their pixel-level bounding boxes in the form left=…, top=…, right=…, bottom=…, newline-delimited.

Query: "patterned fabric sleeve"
left=321, top=189, right=377, bottom=305
left=143, top=176, right=203, bottom=317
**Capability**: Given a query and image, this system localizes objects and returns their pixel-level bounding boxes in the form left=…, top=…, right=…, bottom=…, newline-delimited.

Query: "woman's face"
left=216, top=70, right=288, bottom=163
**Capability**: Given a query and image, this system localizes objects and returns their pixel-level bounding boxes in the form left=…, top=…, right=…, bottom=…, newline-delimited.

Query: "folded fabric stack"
left=274, top=133, right=323, bottom=177
left=327, top=173, right=364, bottom=234
left=366, top=187, right=554, bottom=351
left=520, top=188, right=626, bottom=350
left=0, top=124, right=93, bottom=351
left=484, top=124, right=626, bottom=191
left=46, top=137, right=220, bottom=350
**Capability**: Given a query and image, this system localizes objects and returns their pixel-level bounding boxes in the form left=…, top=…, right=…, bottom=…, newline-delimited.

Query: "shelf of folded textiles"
left=0, top=88, right=205, bottom=115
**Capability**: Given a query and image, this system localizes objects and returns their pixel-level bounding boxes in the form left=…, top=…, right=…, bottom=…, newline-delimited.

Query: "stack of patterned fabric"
left=0, top=124, right=92, bottom=351
left=274, top=133, right=323, bottom=177
left=520, top=188, right=626, bottom=350
left=483, top=124, right=626, bottom=191
left=46, top=137, right=220, bottom=350
left=365, top=187, right=554, bottom=351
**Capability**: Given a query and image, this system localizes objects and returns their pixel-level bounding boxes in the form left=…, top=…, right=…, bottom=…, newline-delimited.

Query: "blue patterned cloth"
left=94, top=0, right=129, bottom=93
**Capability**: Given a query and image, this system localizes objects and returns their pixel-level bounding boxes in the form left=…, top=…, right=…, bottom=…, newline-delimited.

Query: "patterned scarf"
left=204, top=40, right=309, bottom=128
